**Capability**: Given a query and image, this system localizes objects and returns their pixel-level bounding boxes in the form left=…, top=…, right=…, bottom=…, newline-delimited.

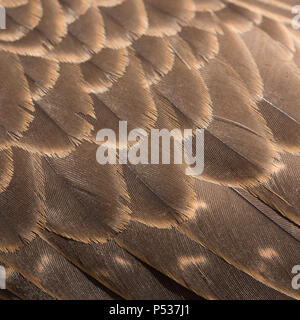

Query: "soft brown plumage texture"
left=0, top=0, right=300, bottom=300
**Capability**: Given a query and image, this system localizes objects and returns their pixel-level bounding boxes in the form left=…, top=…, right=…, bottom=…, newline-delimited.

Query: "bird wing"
left=0, top=0, right=300, bottom=300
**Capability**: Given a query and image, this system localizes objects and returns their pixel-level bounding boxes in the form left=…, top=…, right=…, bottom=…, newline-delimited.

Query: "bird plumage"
left=0, top=0, right=300, bottom=300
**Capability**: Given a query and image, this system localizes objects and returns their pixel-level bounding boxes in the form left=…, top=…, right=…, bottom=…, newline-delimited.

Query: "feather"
left=98, top=52, right=157, bottom=133
left=0, top=236, right=118, bottom=300
left=194, top=0, right=225, bottom=12
left=0, top=148, right=13, bottom=192
left=154, top=57, right=212, bottom=129
left=100, top=0, right=148, bottom=48
left=5, top=265, right=55, bottom=300
left=40, top=229, right=201, bottom=300
left=42, top=141, right=131, bottom=244
left=29, top=63, right=93, bottom=150
left=199, top=58, right=277, bottom=186
left=250, top=153, right=300, bottom=226
left=259, top=17, right=295, bottom=53
left=13, top=64, right=93, bottom=156
left=179, top=179, right=300, bottom=299
left=167, top=35, right=202, bottom=70
left=229, top=3, right=263, bottom=24
left=0, top=148, right=44, bottom=253
left=0, top=52, right=34, bottom=148
left=0, top=0, right=28, bottom=8
left=20, top=56, right=60, bottom=100
left=92, top=95, right=196, bottom=225
left=216, top=5, right=254, bottom=32
left=218, top=25, right=263, bottom=101
left=45, top=6, right=105, bottom=63
left=144, top=0, right=194, bottom=37
left=37, top=0, right=67, bottom=45
left=243, top=27, right=300, bottom=152
left=81, top=47, right=129, bottom=93
left=1, top=0, right=300, bottom=301
left=190, top=11, right=223, bottom=34
left=96, top=0, right=126, bottom=7
left=133, top=35, right=175, bottom=85
left=115, top=220, right=291, bottom=300
left=0, top=29, right=50, bottom=57
left=58, top=0, right=92, bottom=24
left=0, top=0, right=42, bottom=42
left=227, top=0, right=294, bottom=23
left=179, top=27, right=219, bottom=66
left=0, top=290, right=20, bottom=300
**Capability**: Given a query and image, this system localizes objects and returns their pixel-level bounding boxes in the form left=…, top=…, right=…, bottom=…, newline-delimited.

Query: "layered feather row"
left=0, top=0, right=299, bottom=300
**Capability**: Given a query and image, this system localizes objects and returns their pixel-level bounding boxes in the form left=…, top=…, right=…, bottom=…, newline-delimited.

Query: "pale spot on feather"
left=271, top=162, right=285, bottom=174
left=36, top=254, right=51, bottom=273
left=115, top=256, right=132, bottom=267
left=194, top=201, right=208, bottom=210
left=178, top=255, right=207, bottom=270
left=259, top=248, right=279, bottom=260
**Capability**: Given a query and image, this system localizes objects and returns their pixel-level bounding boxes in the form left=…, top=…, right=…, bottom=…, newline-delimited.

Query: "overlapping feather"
left=0, top=0, right=300, bottom=300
